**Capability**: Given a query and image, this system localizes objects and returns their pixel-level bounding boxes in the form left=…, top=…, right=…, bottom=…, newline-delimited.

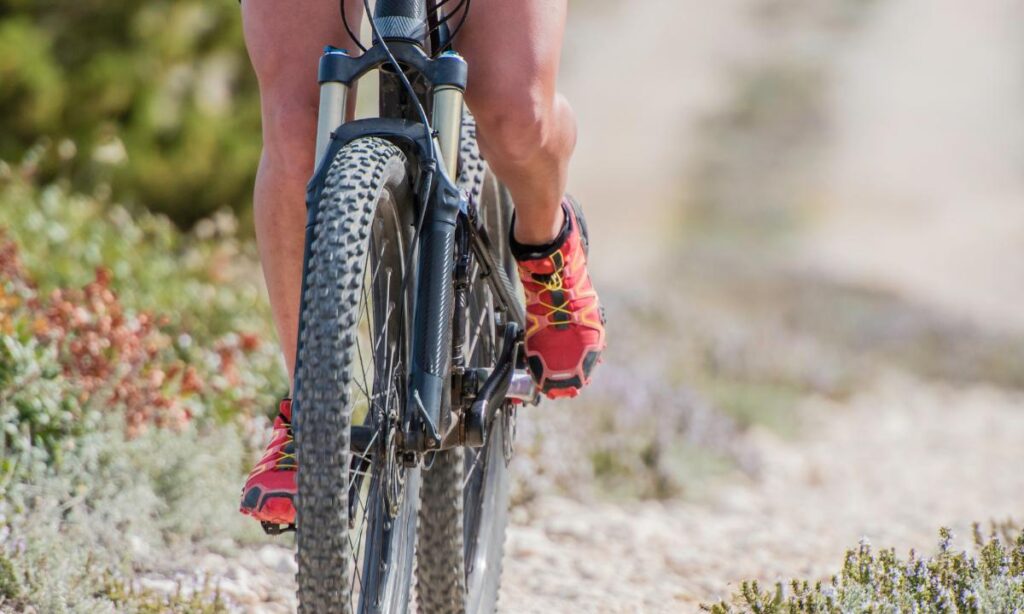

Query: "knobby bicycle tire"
left=295, top=137, right=420, bottom=614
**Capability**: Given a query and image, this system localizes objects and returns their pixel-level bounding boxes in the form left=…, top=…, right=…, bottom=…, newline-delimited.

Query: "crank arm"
left=466, top=368, right=538, bottom=404
left=464, top=322, right=521, bottom=447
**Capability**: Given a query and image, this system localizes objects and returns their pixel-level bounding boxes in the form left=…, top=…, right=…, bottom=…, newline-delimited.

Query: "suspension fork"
left=403, top=52, right=468, bottom=452
left=301, top=43, right=469, bottom=454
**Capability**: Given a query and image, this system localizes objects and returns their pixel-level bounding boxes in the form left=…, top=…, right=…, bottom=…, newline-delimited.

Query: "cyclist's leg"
left=239, top=0, right=363, bottom=524
left=452, top=0, right=576, bottom=246
left=241, top=0, right=362, bottom=382
left=454, top=2, right=605, bottom=398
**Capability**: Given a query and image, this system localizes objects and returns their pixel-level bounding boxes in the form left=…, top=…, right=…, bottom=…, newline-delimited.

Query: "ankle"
left=511, top=202, right=566, bottom=246
left=510, top=202, right=571, bottom=260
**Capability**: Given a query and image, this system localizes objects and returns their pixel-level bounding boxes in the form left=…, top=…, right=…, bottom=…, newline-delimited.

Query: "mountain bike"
left=268, top=1, right=540, bottom=611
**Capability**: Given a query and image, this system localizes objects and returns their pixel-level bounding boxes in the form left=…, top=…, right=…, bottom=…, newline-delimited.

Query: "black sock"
left=509, top=202, right=572, bottom=261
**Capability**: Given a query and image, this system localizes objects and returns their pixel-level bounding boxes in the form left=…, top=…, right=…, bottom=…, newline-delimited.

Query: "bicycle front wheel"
left=294, top=137, right=419, bottom=614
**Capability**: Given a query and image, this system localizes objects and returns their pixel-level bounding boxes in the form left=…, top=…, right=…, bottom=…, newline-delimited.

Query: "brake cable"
left=339, top=0, right=368, bottom=53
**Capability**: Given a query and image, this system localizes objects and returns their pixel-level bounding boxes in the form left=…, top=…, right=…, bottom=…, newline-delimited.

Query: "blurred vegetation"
left=0, top=161, right=286, bottom=471
left=704, top=525, right=1024, bottom=613
left=0, top=0, right=260, bottom=227
left=0, top=163, right=287, bottom=610
left=0, top=149, right=271, bottom=341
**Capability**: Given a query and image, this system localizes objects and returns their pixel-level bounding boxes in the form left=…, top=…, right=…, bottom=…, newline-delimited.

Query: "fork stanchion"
left=431, top=52, right=467, bottom=179
left=314, top=47, right=351, bottom=171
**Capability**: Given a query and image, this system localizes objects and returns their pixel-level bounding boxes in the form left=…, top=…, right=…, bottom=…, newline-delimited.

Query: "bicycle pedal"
left=507, top=370, right=540, bottom=405
left=261, top=521, right=296, bottom=536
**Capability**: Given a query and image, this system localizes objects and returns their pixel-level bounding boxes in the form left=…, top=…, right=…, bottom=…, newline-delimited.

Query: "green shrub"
left=0, top=169, right=273, bottom=342
left=1, top=233, right=281, bottom=447
left=0, top=174, right=285, bottom=610
left=0, top=172, right=286, bottom=482
left=0, top=550, right=19, bottom=602
left=1, top=422, right=259, bottom=612
left=704, top=527, right=1024, bottom=613
left=0, top=2, right=261, bottom=225
left=0, top=323, right=90, bottom=488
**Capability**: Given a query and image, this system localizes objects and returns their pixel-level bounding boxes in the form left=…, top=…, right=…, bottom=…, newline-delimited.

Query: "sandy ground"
left=173, top=0, right=1024, bottom=611
left=499, top=377, right=1024, bottom=612
left=202, top=374, right=1024, bottom=613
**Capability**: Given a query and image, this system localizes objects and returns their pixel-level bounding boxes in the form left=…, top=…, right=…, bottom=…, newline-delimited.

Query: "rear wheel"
left=294, top=137, right=420, bottom=614
left=416, top=114, right=521, bottom=614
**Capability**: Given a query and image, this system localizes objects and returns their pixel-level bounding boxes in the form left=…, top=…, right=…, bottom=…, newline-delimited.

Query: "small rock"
left=258, top=544, right=298, bottom=574
left=506, top=528, right=549, bottom=558
left=129, top=535, right=151, bottom=559
left=543, top=517, right=590, bottom=541
left=198, top=552, right=229, bottom=575
left=228, top=564, right=252, bottom=583
left=138, top=577, right=177, bottom=594
left=218, top=578, right=261, bottom=605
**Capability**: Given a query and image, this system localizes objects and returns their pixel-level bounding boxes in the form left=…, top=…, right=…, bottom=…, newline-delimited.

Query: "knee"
left=471, top=86, right=556, bottom=166
left=253, top=45, right=319, bottom=150
left=260, top=92, right=318, bottom=180
left=253, top=89, right=318, bottom=219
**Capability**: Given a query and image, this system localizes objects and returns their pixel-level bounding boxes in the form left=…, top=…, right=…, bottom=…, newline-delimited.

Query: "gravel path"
left=499, top=377, right=1024, bottom=612
left=199, top=376, right=1024, bottom=613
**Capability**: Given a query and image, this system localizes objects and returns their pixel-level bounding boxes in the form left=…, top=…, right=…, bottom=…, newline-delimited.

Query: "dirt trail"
left=205, top=377, right=1024, bottom=613
left=500, top=378, right=1024, bottom=612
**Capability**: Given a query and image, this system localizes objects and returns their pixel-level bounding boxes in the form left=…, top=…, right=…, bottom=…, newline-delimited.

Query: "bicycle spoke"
left=465, top=299, right=489, bottom=361
left=464, top=258, right=497, bottom=488
left=373, top=270, right=396, bottom=359
left=355, top=290, right=374, bottom=400
left=355, top=234, right=394, bottom=405
left=346, top=218, right=411, bottom=612
left=354, top=324, right=373, bottom=402
left=465, top=265, right=492, bottom=361
left=464, top=443, right=488, bottom=488
left=349, top=521, right=366, bottom=598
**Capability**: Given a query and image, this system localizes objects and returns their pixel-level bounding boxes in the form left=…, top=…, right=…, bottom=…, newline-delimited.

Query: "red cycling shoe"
left=513, top=196, right=606, bottom=399
left=240, top=399, right=297, bottom=524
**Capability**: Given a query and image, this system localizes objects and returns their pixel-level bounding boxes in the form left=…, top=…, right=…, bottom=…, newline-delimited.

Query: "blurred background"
left=2, top=0, right=1024, bottom=611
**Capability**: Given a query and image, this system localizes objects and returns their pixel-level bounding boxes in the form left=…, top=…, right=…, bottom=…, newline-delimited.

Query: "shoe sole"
left=240, top=489, right=296, bottom=524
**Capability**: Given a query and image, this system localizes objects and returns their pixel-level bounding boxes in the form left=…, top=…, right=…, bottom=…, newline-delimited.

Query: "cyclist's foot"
left=512, top=196, right=606, bottom=399
left=240, top=399, right=296, bottom=524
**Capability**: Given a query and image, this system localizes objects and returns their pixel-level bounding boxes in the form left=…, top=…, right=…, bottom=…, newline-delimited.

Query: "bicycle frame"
left=295, top=1, right=528, bottom=458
